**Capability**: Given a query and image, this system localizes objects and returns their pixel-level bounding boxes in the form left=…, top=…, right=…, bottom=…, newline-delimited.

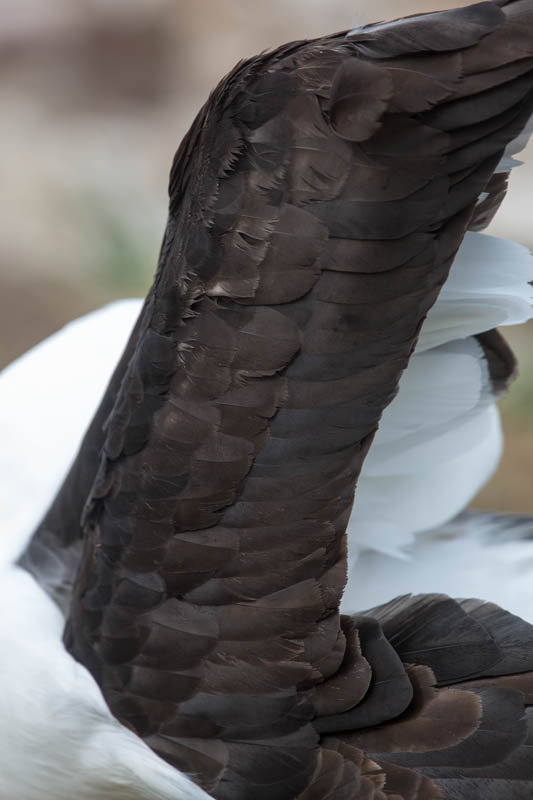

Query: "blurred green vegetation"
left=78, top=195, right=157, bottom=299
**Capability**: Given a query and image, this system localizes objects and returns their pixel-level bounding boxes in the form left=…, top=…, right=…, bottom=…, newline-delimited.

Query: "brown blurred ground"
left=1, top=0, right=532, bottom=512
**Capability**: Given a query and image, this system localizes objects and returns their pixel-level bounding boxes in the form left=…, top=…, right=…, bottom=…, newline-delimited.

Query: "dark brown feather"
left=19, top=1, right=533, bottom=798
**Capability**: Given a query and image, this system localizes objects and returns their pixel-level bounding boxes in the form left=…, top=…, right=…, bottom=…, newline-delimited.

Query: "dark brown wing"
left=19, top=1, right=533, bottom=798
left=318, top=595, right=533, bottom=800
left=314, top=593, right=533, bottom=800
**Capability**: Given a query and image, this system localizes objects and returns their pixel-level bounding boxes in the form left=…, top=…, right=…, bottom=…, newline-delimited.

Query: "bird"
left=2, top=1, right=533, bottom=798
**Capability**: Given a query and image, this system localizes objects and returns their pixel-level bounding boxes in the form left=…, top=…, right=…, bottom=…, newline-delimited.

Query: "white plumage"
left=0, top=567, right=211, bottom=800
left=0, top=300, right=142, bottom=564
left=416, top=233, right=533, bottom=351
left=346, top=513, right=533, bottom=621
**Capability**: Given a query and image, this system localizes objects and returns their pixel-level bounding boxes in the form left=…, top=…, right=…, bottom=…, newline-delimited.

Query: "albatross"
left=3, top=1, right=533, bottom=798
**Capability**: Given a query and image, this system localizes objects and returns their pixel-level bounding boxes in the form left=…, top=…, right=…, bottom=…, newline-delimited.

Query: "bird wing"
left=17, top=1, right=533, bottom=798
left=319, top=594, right=533, bottom=800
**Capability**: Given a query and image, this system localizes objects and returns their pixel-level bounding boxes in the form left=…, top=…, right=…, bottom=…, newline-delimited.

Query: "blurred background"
left=1, top=0, right=532, bottom=512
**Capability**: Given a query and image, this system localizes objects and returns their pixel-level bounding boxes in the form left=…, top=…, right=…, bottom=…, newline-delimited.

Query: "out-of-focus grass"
left=0, top=193, right=160, bottom=368
left=77, top=195, right=156, bottom=299
left=0, top=219, right=154, bottom=368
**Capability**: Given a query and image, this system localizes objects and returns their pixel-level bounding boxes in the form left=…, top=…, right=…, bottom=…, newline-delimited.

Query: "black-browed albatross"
left=3, top=1, right=533, bottom=798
